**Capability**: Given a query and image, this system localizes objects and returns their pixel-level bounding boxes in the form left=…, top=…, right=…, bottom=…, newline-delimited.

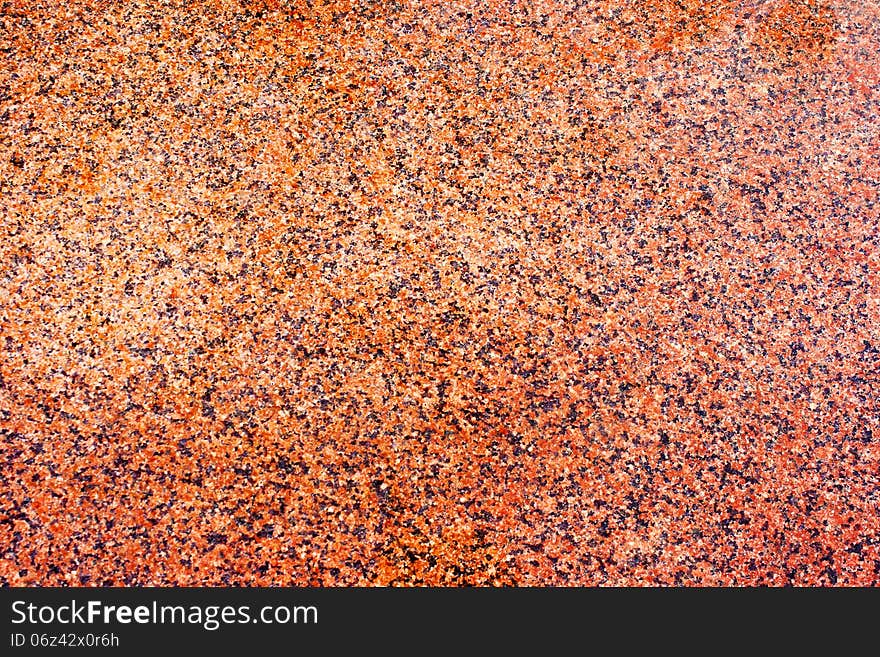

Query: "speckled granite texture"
left=1, top=0, right=878, bottom=585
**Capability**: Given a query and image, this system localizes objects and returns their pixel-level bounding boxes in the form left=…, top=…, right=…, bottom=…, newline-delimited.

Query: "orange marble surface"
left=1, top=0, right=878, bottom=585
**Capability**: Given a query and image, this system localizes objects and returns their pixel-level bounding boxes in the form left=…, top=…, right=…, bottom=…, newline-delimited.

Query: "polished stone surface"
left=1, top=0, right=878, bottom=584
